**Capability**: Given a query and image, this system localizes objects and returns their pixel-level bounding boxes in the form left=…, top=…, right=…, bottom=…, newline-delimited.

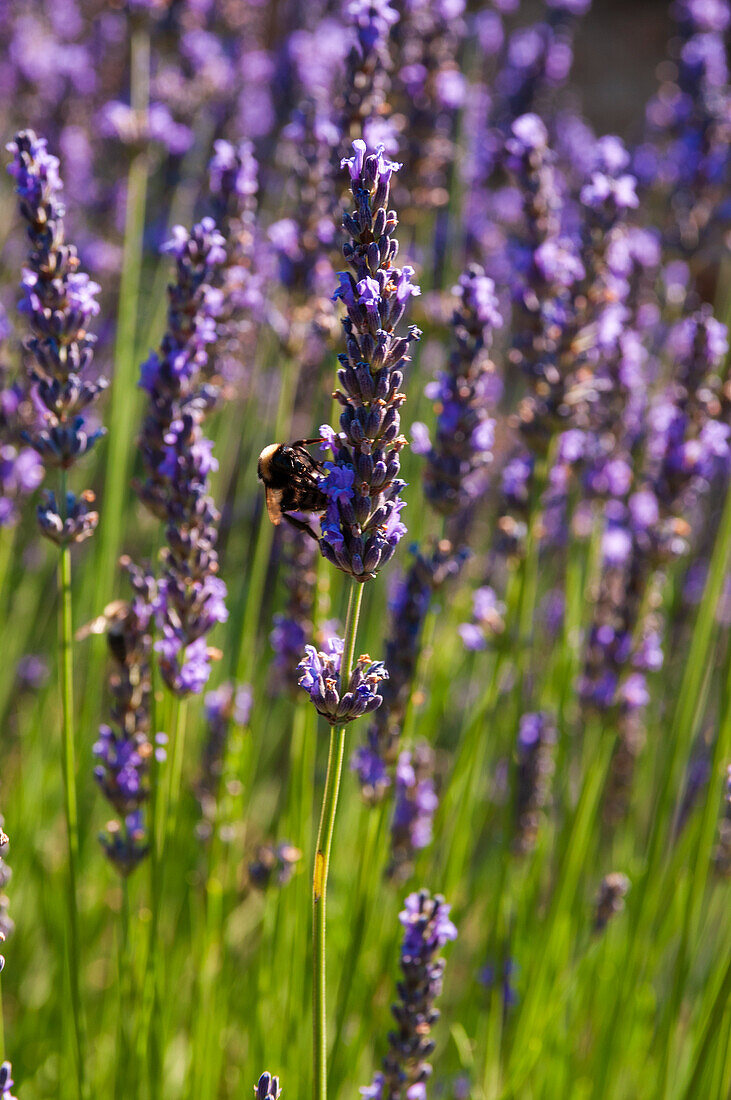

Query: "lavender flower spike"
left=0, top=1062, right=17, bottom=1100
left=7, top=130, right=106, bottom=544
left=388, top=744, right=439, bottom=881
left=0, top=825, right=13, bottom=973
left=420, top=265, right=503, bottom=529
left=94, top=561, right=157, bottom=875
left=136, top=218, right=229, bottom=695
left=320, top=141, right=421, bottom=582
left=362, top=890, right=457, bottom=1100
left=248, top=842, right=302, bottom=890
left=255, top=1073, right=281, bottom=1100
left=514, top=712, right=556, bottom=854
left=298, top=635, right=388, bottom=725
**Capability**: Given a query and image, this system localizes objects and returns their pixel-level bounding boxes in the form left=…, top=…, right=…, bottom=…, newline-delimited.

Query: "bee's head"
left=257, top=443, right=283, bottom=483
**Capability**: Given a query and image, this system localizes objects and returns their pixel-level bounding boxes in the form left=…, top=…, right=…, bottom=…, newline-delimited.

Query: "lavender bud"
left=0, top=1062, right=17, bottom=1099
left=298, top=635, right=388, bottom=725
left=248, top=842, right=302, bottom=890
left=207, top=139, right=263, bottom=389
left=421, top=266, right=503, bottom=534
left=319, top=141, right=420, bottom=582
left=93, top=562, right=156, bottom=875
left=362, top=890, right=457, bottom=1100
left=593, top=872, right=630, bottom=932
left=6, top=130, right=105, bottom=542
left=514, top=712, right=556, bottom=854
left=340, top=0, right=399, bottom=137
left=255, top=1073, right=281, bottom=1100
left=479, top=956, right=519, bottom=1014
left=388, top=743, right=439, bottom=881
left=36, top=488, right=98, bottom=546
left=136, top=219, right=229, bottom=696
left=0, top=824, right=13, bottom=974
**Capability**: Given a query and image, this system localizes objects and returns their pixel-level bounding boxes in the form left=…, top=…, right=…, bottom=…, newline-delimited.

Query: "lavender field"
left=0, top=1, right=729, bottom=1098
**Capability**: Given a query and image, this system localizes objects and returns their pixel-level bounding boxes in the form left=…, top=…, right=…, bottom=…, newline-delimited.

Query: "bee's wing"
left=291, top=445, right=326, bottom=476
left=265, top=486, right=284, bottom=526
left=75, top=599, right=128, bottom=641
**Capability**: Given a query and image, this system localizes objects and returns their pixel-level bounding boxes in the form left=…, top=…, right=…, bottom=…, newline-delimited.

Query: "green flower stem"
left=166, top=697, right=189, bottom=847
left=94, top=25, right=150, bottom=612
left=0, top=530, right=13, bottom=606
left=312, top=578, right=364, bottom=1100
left=58, top=471, right=87, bottom=1100
left=139, top=637, right=161, bottom=1093
left=143, top=691, right=187, bottom=1099
left=116, top=876, right=135, bottom=1100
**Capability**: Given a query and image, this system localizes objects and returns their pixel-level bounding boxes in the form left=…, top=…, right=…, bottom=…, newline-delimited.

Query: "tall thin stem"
left=140, top=652, right=162, bottom=1096
left=58, top=471, right=87, bottom=1099
left=144, top=694, right=188, bottom=1098
left=312, top=578, right=364, bottom=1100
left=116, top=876, right=135, bottom=1100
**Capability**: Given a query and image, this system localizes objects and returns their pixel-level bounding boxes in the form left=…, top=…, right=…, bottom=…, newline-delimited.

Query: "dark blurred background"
left=572, top=0, right=676, bottom=136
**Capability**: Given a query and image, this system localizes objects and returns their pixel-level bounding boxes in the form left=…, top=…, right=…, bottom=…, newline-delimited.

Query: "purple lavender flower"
left=479, top=956, right=519, bottom=1012
left=389, top=743, right=439, bottom=880
left=349, top=0, right=399, bottom=56
left=420, top=266, right=503, bottom=533
left=298, top=635, right=388, bottom=725
left=639, top=0, right=731, bottom=256
left=136, top=219, right=228, bottom=696
left=488, top=0, right=592, bottom=140
left=248, top=842, right=302, bottom=889
left=6, top=130, right=106, bottom=543
left=342, top=1, right=399, bottom=133
left=15, top=654, right=49, bottom=691
left=362, top=890, right=457, bottom=1100
left=0, top=824, right=12, bottom=974
left=514, top=711, right=556, bottom=854
left=505, top=115, right=589, bottom=456
left=255, top=1073, right=281, bottom=1100
left=207, top=139, right=264, bottom=388
left=637, top=308, right=729, bottom=564
left=0, top=312, right=44, bottom=527
left=0, top=443, right=43, bottom=528
left=99, top=100, right=193, bottom=156
left=94, top=561, right=157, bottom=875
left=386, top=0, right=468, bottom=217
left=0, top=1062, right=17, bottom=1099
left=319, top=141, right=420, bottom=581
left=458, top=586, right=506, bottom=651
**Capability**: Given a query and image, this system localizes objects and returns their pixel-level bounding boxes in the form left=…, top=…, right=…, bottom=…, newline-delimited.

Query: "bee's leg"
left=282, top=513, right=321, bottom=541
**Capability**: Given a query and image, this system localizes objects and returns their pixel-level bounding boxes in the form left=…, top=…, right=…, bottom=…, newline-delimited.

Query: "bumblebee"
left=257, top=439, right=327, bottom=538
